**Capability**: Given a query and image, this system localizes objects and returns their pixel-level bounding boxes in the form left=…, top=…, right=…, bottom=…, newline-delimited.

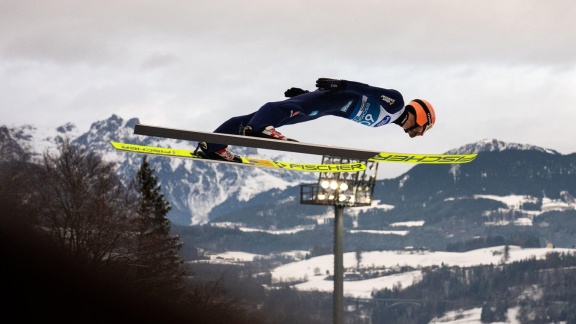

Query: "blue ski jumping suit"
left=207, top=80, right=405, bottom=153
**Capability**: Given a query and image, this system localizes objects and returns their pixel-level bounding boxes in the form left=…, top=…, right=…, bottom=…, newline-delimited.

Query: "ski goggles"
left=404, top=122, right=433, bottom=136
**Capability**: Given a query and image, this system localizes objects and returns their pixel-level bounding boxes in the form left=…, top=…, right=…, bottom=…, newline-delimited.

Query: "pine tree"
left=134, top=156, right=186, bottom=296
left=502, top=244, right=511, bottom=264
left=355, top=245, right=363, bottom=272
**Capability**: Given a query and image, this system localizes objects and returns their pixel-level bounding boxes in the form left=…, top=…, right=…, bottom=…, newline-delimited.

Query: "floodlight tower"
left=300, top=156, right=378, bottom=324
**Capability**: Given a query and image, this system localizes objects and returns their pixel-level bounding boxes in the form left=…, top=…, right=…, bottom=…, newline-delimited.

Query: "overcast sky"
left=1, top=0, right=575, bottom=178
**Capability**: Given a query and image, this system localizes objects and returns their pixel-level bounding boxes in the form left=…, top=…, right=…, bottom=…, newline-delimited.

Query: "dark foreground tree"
left=29, top=139, right=134, bottom=267
left=133, top=156, right=186, bottom=296
left=1, top=141, right=264, bottom=323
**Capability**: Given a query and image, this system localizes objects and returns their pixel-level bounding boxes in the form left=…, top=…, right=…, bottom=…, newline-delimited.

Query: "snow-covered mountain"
left=3, top=115, right=575, bottom=232
left=1, top=115, right=314, bottom=225
left=185, top=135, right=576, bottom=252
left=447, top=138, right=561, bottom=155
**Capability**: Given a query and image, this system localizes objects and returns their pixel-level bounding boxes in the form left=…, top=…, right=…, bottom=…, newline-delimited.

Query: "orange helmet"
left=407, top=99, right=435, bottom=134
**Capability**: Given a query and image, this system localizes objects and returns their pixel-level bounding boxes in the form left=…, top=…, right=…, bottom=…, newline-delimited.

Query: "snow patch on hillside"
left=390, top=220, right=425, bottom=227
left=445, top=193, right=576, bottom=227
left=270, top=246, right=575, bottom=298
left=347, top=200, right=395, bottom=217
left=474, top=194, right=538, bottom=209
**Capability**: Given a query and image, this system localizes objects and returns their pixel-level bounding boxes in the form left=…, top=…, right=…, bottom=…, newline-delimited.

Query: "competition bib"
left=349, top=95, right=398, bottom=127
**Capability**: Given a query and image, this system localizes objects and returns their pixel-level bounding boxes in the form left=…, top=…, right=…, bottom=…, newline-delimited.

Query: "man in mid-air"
left=197, top=78, right=436, bottom=162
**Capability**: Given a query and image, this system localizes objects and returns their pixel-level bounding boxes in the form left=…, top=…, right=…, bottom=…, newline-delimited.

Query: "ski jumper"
left=206, top=80, right=405, bottom=153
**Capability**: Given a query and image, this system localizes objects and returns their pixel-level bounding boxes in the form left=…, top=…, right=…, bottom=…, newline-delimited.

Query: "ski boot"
left=195, top=142, right=242, bottom=163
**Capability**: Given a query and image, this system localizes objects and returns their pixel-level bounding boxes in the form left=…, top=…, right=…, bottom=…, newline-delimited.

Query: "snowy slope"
left=271, top=246, right=574, bottom=298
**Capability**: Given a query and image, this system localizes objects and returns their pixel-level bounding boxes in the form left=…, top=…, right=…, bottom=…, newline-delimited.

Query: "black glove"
left=316, top=78, right=347, bottom=91
left=284, top=87, right=309, bottom=98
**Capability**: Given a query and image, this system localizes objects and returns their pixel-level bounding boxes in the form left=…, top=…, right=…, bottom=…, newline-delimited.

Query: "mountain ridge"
left=2, top=115, right=574, bottom=228
left=446, top=138, right=561, bottom=155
